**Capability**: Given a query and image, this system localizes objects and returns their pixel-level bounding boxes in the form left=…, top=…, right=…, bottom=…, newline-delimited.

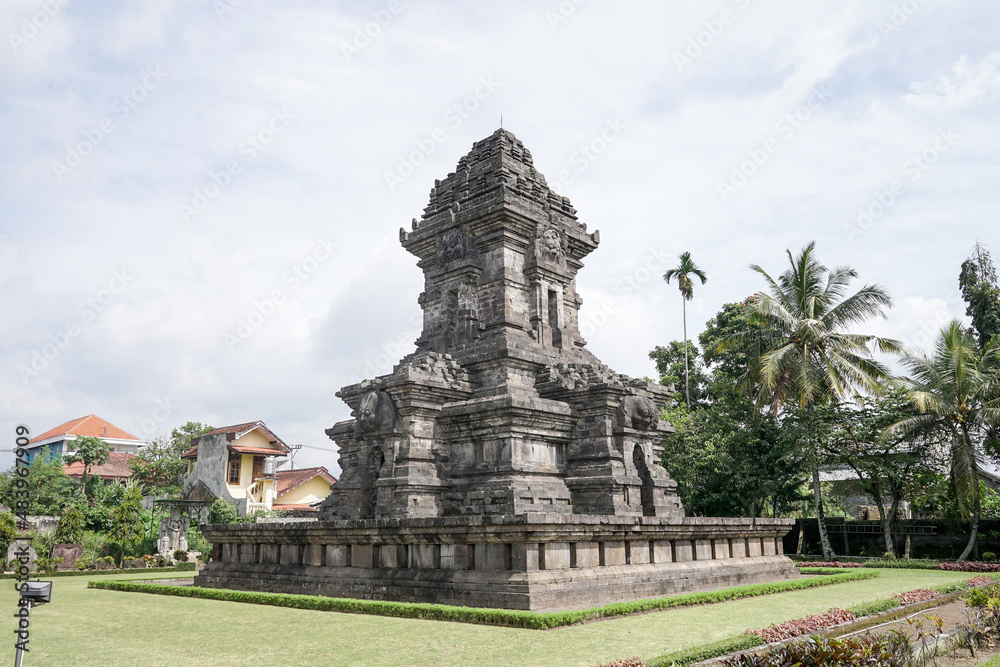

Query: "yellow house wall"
left=277, top=475, right=333, bottom=505
left=224, top=428, right=284, bottom=498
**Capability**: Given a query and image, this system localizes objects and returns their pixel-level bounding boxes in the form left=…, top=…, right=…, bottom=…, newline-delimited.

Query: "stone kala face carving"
left=538, top=227, right=566, bottom=263
left=438, top=225, right=477, bottom=264
left=616, top=395, right=660, bottom=431
left=357, top=390, right=397, bottom=434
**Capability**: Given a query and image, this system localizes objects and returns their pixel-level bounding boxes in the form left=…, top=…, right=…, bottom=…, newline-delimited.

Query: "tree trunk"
left=812, top=461, right=835, bottom=561
left=682, top=299, right=690, bottom=409
left=873, top=490, right=894, bottom=557
left=958, top=493, right=981, bottom=563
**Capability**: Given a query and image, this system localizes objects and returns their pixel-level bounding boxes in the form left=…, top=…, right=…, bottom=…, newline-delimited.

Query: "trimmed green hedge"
left=89, top=570, right=876, bottom=630
left=649, top=634, right=764, bottom=667
left=1, top=564, right=196, bottom=579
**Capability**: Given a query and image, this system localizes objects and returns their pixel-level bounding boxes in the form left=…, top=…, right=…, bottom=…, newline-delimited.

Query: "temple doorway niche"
left=364, top=445, right=385, bottom=518
left=633, top=445, right=655, bottom=517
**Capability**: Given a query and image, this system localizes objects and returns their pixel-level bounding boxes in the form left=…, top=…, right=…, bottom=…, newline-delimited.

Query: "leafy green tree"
left=53, top=505, right=86, bottom=545
left=719, top=242, right=900, bottom=561
left=658, top=299, right=808, bottom=518
left=0, top=457, right=76, bottom=515
left=663, top=251, right=708, bottom=409
left=887, top=320, right=1000, bottom=561
left=0, top=511, right=17, bottom=560
left=959, top=242, right=1000, bottom=348
left=131, top=422, right=213, bottom=495
left=64, top=435, right=110, bottom=497
left=109, top=480, right=144, bottom=566
left=819, top=387, right=940, bottom=556
left=648, top=340, right=708, bottom=407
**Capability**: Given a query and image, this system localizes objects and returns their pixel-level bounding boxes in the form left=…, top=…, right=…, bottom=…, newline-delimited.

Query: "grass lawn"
left=0, top=568, right=974, bottom=666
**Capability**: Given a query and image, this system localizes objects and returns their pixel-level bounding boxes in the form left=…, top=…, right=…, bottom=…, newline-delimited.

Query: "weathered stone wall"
left=198, top=515, right=796, bottom=611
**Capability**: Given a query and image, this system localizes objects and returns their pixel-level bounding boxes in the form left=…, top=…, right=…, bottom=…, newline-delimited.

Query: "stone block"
left=627, top=541, right=650, bottom=565
left=573, top=542, right=600, bottom=568
left=352, top=544, right=374, bottom=568
left=477, top=543, right=508, bottom=571
left=694, top=539, right=713, bottom=561
left=303, top=544, right=324, bottom=567
left=747, top=538, right=762, bottom=557
left=411, top=544, right=439, bottom=569
left=652, top=540, right=672, bottom=564
left=763, top=538, right=777, bottom=556
left=712, top=539, right=730, bottom=560
left=6, top=540, right=36, bottom=572
left=326, top=545, right=350, bottom=567
left=380, top=544, right=407, bottom=568
left=541, top=543, right=570, bottom=570
left=260, top=544, right=279, bottom=565
left=673, top=540, right=693, bottom=562
left=279, top=544, right=300, bottom=565
left=239, top=543, right=258, bottom=564
left=730, top=539, right=747, bottom=559
left=602, top=542, right=626, bottom=566
left=52, top=543, right=83, bottom=570
left=441, top=544, right=472, bottom=570
left=511, top=542, right=539, bottom=571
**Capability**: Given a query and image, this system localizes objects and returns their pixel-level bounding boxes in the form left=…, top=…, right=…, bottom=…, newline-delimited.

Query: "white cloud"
left=904, top=52, right=1000, bottom=109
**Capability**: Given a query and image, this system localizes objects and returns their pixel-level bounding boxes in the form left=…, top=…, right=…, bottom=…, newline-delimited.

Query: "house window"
left=228, top=459, right=241, bottom=485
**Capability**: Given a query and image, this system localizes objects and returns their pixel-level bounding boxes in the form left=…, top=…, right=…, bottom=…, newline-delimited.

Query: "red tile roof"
left=64, top=452, right=136, bottom=480
left=29, top=415, right=140, bottom=444
left=275, top=466, right=337, bottom=497
left=272, top=503, right=319, bottom=512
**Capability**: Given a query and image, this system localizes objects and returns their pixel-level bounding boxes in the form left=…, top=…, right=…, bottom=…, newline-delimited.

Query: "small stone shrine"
left=197, top=129, right=797, bottom=610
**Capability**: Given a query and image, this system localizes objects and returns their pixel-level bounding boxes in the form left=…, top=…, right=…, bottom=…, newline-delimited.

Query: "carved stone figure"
left=438, top=225, right=477, bottom=264
left=616, top=395, right=660, bottom=430
left=538, top=227, right=566, bottom=263
left=357, top=390, right=397, bottom=434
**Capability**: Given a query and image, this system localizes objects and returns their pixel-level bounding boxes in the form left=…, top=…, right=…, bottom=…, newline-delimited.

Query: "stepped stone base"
left=197, top=514, right=797, bottom=611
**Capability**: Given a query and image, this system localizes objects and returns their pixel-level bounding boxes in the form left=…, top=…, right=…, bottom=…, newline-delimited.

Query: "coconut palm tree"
left=886, top=321, right=1000, bottom=562
left=664, top=252, right=707, bottom=408
left=719, top=241, right=901, bottom=561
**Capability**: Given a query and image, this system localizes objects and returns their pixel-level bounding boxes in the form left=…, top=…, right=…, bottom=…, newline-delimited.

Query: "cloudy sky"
left=2, top=0, right=997, bottom=474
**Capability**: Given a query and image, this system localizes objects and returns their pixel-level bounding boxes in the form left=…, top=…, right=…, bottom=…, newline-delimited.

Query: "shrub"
left=896, top=588, right=940, bottom=606
left=53, top=505, right=85, bottom=545
left=209, top=498, right=243, bottom=524
left=173, top=549, right=188, bottom=562
left=968, top=575, right=996, bottom=588
left=983, top=551, right=997, bottom=561
left=863, top=558, right=937, bottom=570
left=750, top=608, right=855, bottom=643
left=936, top=561, right=1000, bottom=572
left=795, top=561, right=862, bottom=568
left=0, top=511, right=17, bottom=560
left=723, top=632, right=912, bottom=666
left=175, top=561, right=196, bottom=571
left=76, top=557, right=93, bottom=571
left=33, top=556, right=63, bottom=574
left=594, top=657, right=647, bottom=667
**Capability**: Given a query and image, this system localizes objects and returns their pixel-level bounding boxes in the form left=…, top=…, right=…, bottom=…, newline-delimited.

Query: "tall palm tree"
left=886, top=321, right=1000, bottom=562
left=720, top=241, right=900, bottom=561
left=664, top=252, right=707, bottom=408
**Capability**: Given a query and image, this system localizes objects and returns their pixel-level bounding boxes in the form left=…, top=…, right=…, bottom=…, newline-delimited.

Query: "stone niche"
left=197, top=129, right=797, bottom=611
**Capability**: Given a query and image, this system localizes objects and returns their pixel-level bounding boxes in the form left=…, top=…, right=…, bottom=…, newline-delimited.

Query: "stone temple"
left=197, top=129, right=797, bottom=611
